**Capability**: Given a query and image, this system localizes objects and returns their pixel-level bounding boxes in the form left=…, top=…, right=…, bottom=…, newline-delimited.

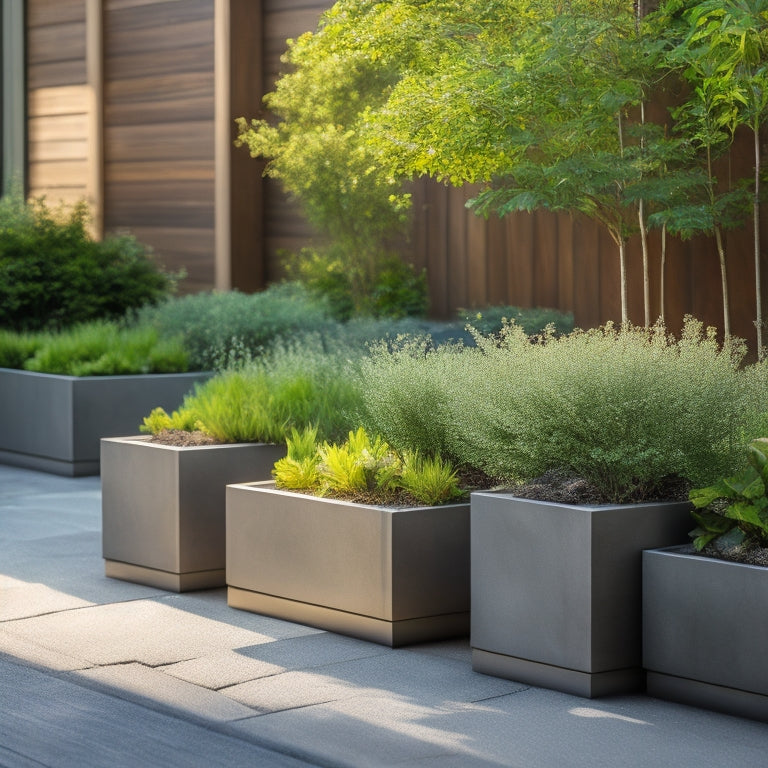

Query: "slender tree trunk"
left=659, top=223, right=667, bottom=325
left=714, top=225, right=731, bottom=342
left=754, top=125, right=763, bottom=359
left=638, top=198, right=650, bottom=327
left=619, top=238, right=629, bottom=328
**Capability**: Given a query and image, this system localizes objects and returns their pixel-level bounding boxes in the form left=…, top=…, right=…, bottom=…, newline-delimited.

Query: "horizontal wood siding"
left=103, top=0, right=216, bottom=293
left=26, top=0, right=89, bottom=205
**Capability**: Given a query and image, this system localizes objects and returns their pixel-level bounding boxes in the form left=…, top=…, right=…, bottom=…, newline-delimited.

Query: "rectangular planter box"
left=643, top=546, right=768, bottom=723
left=102, top=436, right=285, bottom=591
left=0, top=368, right=211, bottom=476
left=226, top=482, right=471, bottom=646
left=470, top=492, right=691, bottom=698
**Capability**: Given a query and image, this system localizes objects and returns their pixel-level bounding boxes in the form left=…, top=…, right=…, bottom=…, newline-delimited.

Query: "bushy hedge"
left=137, top=283, right=339, bottom=370
left=358, top=319, right=768, bottom=503
left=0, top=196, right=175, bottom=331
left=0, top=321, right=188, bottom=376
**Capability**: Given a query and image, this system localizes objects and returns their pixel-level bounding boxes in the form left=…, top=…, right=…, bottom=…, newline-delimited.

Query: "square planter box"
left=470, top=492, right=691, bottom=698
left=102, top=436, right=286, bottom=592
left=0, top=368, right=211, bottom=476
left=226, top=482, right=471, bottom=647
left=643, top=546, right=768, bottom=723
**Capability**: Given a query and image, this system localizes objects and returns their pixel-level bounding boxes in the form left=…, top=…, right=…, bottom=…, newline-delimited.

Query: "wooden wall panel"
left=103, top=0, right=216, bottom=293
left=26, top=0, right=89, bottom=205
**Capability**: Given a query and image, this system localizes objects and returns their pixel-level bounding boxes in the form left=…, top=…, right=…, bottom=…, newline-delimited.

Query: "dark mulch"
left=148, top=429, right=222, bottom=447
left=696, top=540, right=768, bottom=568
left=505, top=469, right=691, bottom=506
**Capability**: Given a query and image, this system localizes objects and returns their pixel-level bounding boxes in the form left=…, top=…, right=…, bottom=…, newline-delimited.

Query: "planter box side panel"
left=390, top=504, right=470, bottom=621
left=226, top=487, right=391, bottom=619
left=643, top=549, right=768, bottom=697
left=590, top=503, right=691, bottom=670
left=0, top=369, right=75, bottom=464
left=177, top=444, right=285, bottom=572
left=102, top=439, right=181, bottom=572
left=73, top=373, right=209, bottom=462
left=471, top=494, right=594, bottom=671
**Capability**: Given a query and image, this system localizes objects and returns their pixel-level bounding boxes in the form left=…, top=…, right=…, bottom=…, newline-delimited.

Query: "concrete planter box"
left=0, top=368, right=211, bottom=476
left=226, top=482, right=470, bottom=646
left=470, top=492, right=691, bottom=697
left=102, top=437, right=285, bottom=591
left=643, top=546, right=768, bottom=723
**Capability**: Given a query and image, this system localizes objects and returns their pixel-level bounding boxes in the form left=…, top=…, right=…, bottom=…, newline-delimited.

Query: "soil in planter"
left=692, top=540, right=768, bottom=568
left=148, top=429, right=221, bottom=447
left=507, top=469, right=691, bottom=506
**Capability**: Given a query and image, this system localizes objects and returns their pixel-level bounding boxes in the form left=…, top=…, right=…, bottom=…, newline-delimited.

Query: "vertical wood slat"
left=86, top=0, right=103, bottom=237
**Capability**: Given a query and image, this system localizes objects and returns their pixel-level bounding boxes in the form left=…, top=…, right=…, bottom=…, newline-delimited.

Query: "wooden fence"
left=23, top=0, right=767, bottom=350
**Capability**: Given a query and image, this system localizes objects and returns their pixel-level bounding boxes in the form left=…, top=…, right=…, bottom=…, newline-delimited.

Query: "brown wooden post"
left=215, top=0, right=264, bottom=292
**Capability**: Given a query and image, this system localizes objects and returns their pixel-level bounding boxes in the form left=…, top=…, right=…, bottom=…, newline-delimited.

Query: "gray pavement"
left=1, top=464, right=767, bottom=768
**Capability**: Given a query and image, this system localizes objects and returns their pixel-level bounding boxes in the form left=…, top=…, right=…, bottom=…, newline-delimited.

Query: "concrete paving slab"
left=162, top=634, right=385, bottom=690
left=3, top=593, right=322, bottom=667
left=77, top=662, right=260, bottom=723
left=0, top=656, right=317, bottom=768
left=0, top=576, right=93, bottom=620
left=0, top=631, right=92, bottom=672
left=223, top=648, right=527, bottom=714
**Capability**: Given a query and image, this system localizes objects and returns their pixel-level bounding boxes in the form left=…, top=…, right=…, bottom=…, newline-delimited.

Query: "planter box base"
left=647, top=672, right=768, bottom=724
left=0, top=447, right=98, bottom=477
left=472, top=649, right=643, bottom=699
left=228, top=586, right=470, bottom=647
left=105, top=560, right=225, bottom=592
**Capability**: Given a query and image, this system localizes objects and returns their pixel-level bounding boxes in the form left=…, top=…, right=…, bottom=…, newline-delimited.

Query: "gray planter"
left=102, top=436, right=285, bottom=591
left=226, top=482, right=470, bottom=646
left=0, top=368, right=211, bottom=476
left=643, top=546, right=768, bottom=723
left=470, top=492, right=691, bottom=697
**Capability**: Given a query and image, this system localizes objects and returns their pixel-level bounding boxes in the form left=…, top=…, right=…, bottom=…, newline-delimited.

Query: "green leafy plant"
left=140, top=406, right=202, bottom=436
left=273, top=426, right=462, bottom=507
left=139, top=342, right=362, bottom=444
left=0, top=194, right=175, bottom=331
left=359, top=316, right=768, bottom=503
left=0, top=321, right=188, bottom=376
left=689, top=437, right=768, bottom=550
left=137, top=283, right=335, bottom=369
left=272, top=427, right=321, bottom=489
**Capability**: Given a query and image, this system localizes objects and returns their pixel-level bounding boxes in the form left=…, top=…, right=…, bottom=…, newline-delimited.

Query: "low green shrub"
left=0, top=322, right=188, bottom=376
left=141, top=342, right=362, bottom=444
left=283, top=248, right=428, bottom=321
left=0, top=329, right=42, bottom=369
left=359, top=318, right=768, bottom=503
left=0, top=195, right=175, bottom=331
left=689, top=437, right=768, bottom=550
left=23, top=322, right=188, bottom=376
left=137, top=283, right=336, bottom=369
left=273, top=426, right=463, bottom=507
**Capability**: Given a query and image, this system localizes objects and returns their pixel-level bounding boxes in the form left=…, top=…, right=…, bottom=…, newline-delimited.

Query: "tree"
left=235, top=0, right=433, bottom=314
left=369, top=0, right=649, bottom=326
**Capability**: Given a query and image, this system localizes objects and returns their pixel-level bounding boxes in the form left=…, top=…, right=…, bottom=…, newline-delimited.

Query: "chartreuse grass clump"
left=273, top=426, right=464, bottom=507
left=0, top=321, right=188, bottom=375
left=140, top=343, right=363, bottom=444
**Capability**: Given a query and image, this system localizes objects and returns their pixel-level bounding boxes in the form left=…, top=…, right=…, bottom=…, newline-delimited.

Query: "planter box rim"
left=646, top=544, right=768, bottom=571
left=103, top=435, right=280, bottom=453
left=0, top=366, right=210, bottom=382
left=229, top=479, right=470, bottom=513
left=470, top=489, right=689, bottom=511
